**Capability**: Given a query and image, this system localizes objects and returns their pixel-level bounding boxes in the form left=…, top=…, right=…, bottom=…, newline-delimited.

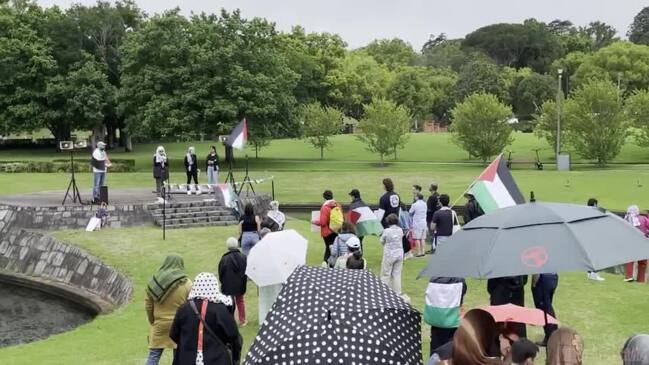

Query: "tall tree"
left=455, top=60, right=507, bottom=102
left=357, top=98, right=411, bottom=163
left=300, top=102, right=343, bottom=160
left=579, top=21, right=618, bottom=50
left=533, top=100, right=561, bottom=151
left=325, top=52, right=393, bottom=119
left=450, top=92, right=513, bottom=163
left=362, top=38, right=418, bottom=69
left=572, top=42, right=649, bottom=94
left=421, top=37, right=489, bottom=72
left=628, top=7, right=649, bottom=45
left=387, top=66, right=434, bottom=127
left=511, top=72, right=556, bottom=118
left=563, top=80, right=627, bottom=165
left=624, top=89, right=649, bottom=147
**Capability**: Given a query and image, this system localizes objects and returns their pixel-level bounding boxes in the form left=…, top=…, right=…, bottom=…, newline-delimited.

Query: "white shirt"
left=92, top=148, right=106, bottom=173
left=409, top=200, right=427, bottom=231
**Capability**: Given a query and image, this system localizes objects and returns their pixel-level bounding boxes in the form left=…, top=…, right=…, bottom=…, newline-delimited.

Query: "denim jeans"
left=93, top=172, right=106, bottom=201
left=241, top=232, right=260, bottom=256
left=207, top=166, right=218, bottom=185
left=145, top=348, right=163, bottom=365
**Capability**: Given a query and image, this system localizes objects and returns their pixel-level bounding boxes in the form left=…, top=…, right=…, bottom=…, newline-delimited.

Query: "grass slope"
left=0, top=221, right=646, bottom=364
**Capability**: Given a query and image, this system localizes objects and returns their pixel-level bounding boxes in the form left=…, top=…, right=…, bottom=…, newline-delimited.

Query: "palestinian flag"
left=226, top=118, right=247, bottom=150
left=217, top=183, right=238, bottom=209
left=348, top=206, right=383, bottom=237
left=424, top=281, right=463, bottom=328
left=469, top=154, right=525, bottom=213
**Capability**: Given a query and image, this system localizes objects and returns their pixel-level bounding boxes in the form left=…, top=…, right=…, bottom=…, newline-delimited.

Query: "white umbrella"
left=246, top=229, right=308, bottom=287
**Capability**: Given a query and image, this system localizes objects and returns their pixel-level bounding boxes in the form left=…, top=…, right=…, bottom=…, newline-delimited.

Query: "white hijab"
left=626, top=205, right=641, bottom=227
left=154, top=146, right=166, bottom=163
left=186, top=146, right=195, bottom=165
left=187, top=272, right=232, bottom=305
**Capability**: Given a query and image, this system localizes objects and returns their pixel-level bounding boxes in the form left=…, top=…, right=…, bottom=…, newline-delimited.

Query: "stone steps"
left=147, top=200, right=238, bottom=229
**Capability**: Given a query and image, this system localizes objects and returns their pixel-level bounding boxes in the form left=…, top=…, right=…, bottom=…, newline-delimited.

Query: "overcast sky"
left=38, top=0, right=647, bottom=50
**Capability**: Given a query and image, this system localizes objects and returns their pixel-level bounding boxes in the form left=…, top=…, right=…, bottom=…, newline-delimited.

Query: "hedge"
left=0, top=159, right=135, bottom=173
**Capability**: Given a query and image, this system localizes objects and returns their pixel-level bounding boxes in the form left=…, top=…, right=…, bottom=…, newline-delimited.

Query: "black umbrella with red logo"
left=418, top=200, right=649, bottom=279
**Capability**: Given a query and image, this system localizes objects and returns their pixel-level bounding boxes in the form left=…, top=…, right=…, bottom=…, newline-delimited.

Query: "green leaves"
left=450, top=92, right=513, bottom=163
left=300, top=102, right=344, bottom=160
left=356, top=98, right=411, bottom=163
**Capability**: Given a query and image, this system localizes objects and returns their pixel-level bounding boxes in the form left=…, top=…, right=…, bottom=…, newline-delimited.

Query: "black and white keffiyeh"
left=188, top=272, right=232, bottom=306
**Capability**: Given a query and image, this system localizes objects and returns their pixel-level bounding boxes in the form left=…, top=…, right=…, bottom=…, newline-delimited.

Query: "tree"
left=547, top=19, right=593, bottom=54
left=572, top=42, right=649, bottom=94
left=357, top=98, right=410, bottom=164
left=533, top=99, right=561, bottom=151
left=300, top=102, right=343, bottom=160
left=511, top=72, right=556, bottom=118
left=325, top=52, right=393, bottom=119
left=455, top=60, right=507, bottom=102
left=387, top=66, right=434, bottom=127
left=579, top=21, right=618, bottom=50
left=563, top=80, right=627, bottom=165
left=450, top=93, right=513, bottom=163
left=629, top=7, right=649, bottom=45
left=247, top=119, right=272, bottom=158
left=624, top=89, right=649, bottom=147
left=421, top=37, right=490, bottom=72
left=362, top=38, right=418, bottom=69
left=461, top=20, right=562, bottom=73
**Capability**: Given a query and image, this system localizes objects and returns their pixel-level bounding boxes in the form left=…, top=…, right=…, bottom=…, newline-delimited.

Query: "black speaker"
left=100, top=186, right=108, bottom=204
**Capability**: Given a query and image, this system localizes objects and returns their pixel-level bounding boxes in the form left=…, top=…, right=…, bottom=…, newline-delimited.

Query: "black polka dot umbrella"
left=245, top=266, right=422, bottom=365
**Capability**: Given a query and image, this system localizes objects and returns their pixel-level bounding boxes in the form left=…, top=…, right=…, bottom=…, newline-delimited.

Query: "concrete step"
left=145, top=200, right=223, bottom=210
left=150, top=208, right=232, bottom=217
left=151, top=211, right=231, bottom=220
left=159, top=221, right=239, bottom=229
left=154, top=216, right=237, bottom=226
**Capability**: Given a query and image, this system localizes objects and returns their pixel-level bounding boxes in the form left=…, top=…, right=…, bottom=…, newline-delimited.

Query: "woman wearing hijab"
left=170, top=272, right=242, bottom=365
left=153, top=146, right=169, bottom=197
left=546, top=327, right=583, bottom=365
left=261, top=200, right=286, bottom=232
left=621, top=334, right=649, bottom=365
left=184, top=146, right=200, bottom=195
left=624, top=205, right=649, bottom=282
left=144, top=255, right=192, bottom=365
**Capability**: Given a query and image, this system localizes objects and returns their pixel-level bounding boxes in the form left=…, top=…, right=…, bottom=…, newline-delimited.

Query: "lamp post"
left=556, top=69, right=563, bottom=159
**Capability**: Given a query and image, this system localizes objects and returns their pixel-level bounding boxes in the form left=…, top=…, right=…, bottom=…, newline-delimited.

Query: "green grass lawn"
left=0, top=220, right=646, bottom=364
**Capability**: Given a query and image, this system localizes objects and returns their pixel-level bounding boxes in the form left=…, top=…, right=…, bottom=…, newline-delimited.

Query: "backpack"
left=329, top=204, right=344, bottom=232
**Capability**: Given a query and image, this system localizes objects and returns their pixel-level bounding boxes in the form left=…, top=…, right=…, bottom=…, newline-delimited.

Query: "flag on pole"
left=348, top=206, right=383, bottom=236
left=226, top=118, right=247, bottom=150
left=217, top=183, right=238, bottom=209
left=468, top=154, right=525, bottom=213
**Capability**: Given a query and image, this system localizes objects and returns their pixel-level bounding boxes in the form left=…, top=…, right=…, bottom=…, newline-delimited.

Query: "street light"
left=556, top=68, right=563, bottom=158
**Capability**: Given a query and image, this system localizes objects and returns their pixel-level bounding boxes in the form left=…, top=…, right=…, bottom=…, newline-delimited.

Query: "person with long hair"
left=379, top=178, right=401, bottom=228
left=624, top=205, right=649, bottom=282
left=170, top=272, right=242, bottom=365
left=451, top=309, right=505, bottom=365
left=239, top=203, right=260, bottom=256
left=546, top=327, right=583, bottom=365
left=205, top=145, right=219, bottom=186
left=144, top=255, right=192, bottom=365
left=184, top=146, right=200, bottom=195
left=153, top=146, right=168, bottom=197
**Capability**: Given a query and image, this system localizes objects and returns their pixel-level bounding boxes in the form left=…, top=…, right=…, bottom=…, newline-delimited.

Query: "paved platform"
left=0, top=188, right=218, bottom=207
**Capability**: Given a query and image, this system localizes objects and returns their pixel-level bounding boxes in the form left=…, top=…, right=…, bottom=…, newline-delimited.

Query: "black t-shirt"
left=432, top=209, right=453, bottom=237
left=379, top=191, right=400, bottom=226
left=240, top=215, right=257, bottom=232
left=426, top=193, right=440, bottom=223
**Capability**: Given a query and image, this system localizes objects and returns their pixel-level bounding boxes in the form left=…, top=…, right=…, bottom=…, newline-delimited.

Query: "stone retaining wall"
left=10, top=204, right=151, bottom=231
left=0, top=206, right=132, bottom=313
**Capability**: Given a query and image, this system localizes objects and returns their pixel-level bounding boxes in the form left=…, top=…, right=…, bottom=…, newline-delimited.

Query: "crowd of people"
left=150, top=145, right=222, bottom=197
left=137, top=174, right=649, bottom=365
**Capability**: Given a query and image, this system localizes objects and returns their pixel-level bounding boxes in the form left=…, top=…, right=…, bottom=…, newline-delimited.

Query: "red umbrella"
left=480, top=304, right=559, bottom=326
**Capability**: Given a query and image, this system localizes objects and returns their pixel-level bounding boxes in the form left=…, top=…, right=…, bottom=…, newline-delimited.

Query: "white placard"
left=311, top=211, right=320, bottom=232
left=86, top=217, right=102, bottom=232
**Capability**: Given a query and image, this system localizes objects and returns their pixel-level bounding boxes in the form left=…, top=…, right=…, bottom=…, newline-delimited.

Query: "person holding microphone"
left=91, top=141, right=111, bottom=204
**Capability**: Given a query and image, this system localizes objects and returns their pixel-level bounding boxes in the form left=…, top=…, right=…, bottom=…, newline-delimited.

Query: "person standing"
left=170, top=272, right=242, bottom=365
left=153, top=146, right=168, bottom=197
left=348, top=189, right=368, bottom=245
left=410, top=193, right=428, bottom=256
left=379, top=178, right=401, bottom=228
left=424, top=276, right=467, bottom=354
left=463, top=193, right=484, bottom=224
left=586, top=198, right=606, bottom=281
left=531, top=273, right=559, bottom=346
left=624, top=205, right=649, bottom=283
left=144, top=254, right=192, bottom=365
left=184, top=146, right=199, bottom=195
left=91, top=141, right=111, bottom=204
left=205, top=145, right=219, bottom=186
left=218, top=237, right=248, bottom=327
left=328, top=222, right=358, bottom=267
left=261, top=200, right=285, bottom=232
left=312, top=190, right=341, bottom=265
left=239, top=203, right=260, bottom=256
left=380, top=213, right=404, bottom=294
left=412, top=184, right=422, bottom=203
left=430, top=194, right=455, bottom=249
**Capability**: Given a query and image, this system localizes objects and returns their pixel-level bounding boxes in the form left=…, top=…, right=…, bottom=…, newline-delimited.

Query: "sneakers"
left=624, top=277, right=635, bottom=282
left=587, top=272, right=605, bottom=281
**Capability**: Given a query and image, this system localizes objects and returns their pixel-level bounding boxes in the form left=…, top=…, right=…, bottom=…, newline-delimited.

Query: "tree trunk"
left=123, top=131, right=133, bottom=152
left=380, top=153, right=384, bottom=167
left=393, top=146, right=397, bottom=161
left=320, top=146, right=324, bottom=160
left=255, top=145, right=259, bottom=159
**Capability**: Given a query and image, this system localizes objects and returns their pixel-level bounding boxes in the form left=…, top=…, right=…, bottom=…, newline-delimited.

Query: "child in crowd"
left=346, top=250, right=366, bottom=270
left=329, top=222, right=359, bottom=267
left=379, top=213, right=404, bottom=294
